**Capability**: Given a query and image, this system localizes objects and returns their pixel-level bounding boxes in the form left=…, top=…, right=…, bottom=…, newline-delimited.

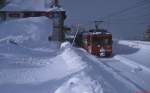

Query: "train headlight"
left=99, top=47, right=106, bottom=56
left=97, top=45, right=101, bottom=47
left=100, top=47, right=105, bottom=52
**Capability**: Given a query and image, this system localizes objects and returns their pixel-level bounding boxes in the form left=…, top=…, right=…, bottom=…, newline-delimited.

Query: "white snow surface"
left=0, top=16, right=53, bottom=47
left=0, top=17, right=102, bottom=93
left=0, top=17, right=150, bottom=93
left=55, top=72, right=103, bottom=93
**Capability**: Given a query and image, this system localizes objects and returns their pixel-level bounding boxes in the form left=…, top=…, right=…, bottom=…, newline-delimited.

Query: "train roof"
left=82, top=29, right=112, bottom=36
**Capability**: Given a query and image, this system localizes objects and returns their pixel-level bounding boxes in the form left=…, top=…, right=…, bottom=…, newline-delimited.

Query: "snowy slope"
left=0, top=17, right=88, bottom=93
left=98, top=40, right=150, bottom=92
left=114, top=40, right=150, bottom=70
left=0, top=41, right=137, bottom=93
left=0, top=17, right=53, bottom=47
left=55, top=40, right=150, bottom=93
left=0, top=17, right=150, bottom=93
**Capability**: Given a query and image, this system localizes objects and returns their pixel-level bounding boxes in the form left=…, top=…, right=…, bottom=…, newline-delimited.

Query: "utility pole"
left=50, top=0, right=66, bottom=42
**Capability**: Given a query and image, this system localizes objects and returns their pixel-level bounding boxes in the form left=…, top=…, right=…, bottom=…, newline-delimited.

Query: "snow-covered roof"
left=0, top=0, right=65, bottom=12
left=83, top=31, right=111, bottom=36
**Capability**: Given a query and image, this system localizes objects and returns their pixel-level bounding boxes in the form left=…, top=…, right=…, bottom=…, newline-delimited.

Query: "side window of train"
left=111, top=40, right=114, bottom=44
left=104, top=38, right=112, bottom=45
left=84, top=39, right=88, bottom=45
left=104, top=39, right=108, bottom=44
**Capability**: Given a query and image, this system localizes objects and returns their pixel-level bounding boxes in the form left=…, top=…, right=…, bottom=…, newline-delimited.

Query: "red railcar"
left=75, top=29, right=113, bottom=57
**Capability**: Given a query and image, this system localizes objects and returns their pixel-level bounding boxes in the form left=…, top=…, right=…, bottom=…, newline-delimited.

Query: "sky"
left=60, top=0, right=150, bottom=40
left=1, top=0, right=150, bottom=40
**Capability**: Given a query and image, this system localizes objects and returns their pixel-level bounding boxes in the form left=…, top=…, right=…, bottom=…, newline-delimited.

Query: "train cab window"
left=104, top=38, right=112, bottom=45
left=92, top=38, right=102, bottom=45
left=83, top=39, right=88, bottom=45
left=94, top=40, right=102, bottom=45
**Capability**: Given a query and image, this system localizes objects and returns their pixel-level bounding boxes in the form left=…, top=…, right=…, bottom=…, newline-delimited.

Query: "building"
left=0, top=0, right=66, bottom=42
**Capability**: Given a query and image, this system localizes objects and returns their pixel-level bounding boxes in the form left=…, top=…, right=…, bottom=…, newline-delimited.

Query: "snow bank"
left=118, top=40, right=150, bottom=51
left=112, top=40, right=150, bottom=90
left=60, top=41, right=72, bottom=49
left=0, top=42, right=86, bottom=84
left=55, top=72, right=103, bottom=93
left=114, top=55, right=150, bottom=73
left=60, top=48, right=86, bottom=71
left=0, top=39, right=141, bottom=93
left=118, top=40, right=140, bottom=49
left=0, top=41, right=105, bottom=93
left=0, top=17, right=52, bottom=48
left=116, top=40, right=150, bottom=69
left=54, top=44, right=104, bottom=93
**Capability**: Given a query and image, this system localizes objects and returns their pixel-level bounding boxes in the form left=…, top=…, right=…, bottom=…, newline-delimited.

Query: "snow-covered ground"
left=0, top=17, right=150, bottom=93
left=99, top=40, right=150, bottom=92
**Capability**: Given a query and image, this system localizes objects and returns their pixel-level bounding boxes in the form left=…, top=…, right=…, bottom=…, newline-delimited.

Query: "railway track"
left=97, top=56, right=150, bottom=91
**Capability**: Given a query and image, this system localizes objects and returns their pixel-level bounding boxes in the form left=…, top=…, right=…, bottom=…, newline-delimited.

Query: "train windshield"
left=93, top=37, right=112, bottom=45
left=103, top=38, right=112, bottom=45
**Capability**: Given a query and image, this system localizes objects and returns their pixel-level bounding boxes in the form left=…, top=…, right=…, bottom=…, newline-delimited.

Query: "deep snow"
left=0, top=17, right=150, bottom=93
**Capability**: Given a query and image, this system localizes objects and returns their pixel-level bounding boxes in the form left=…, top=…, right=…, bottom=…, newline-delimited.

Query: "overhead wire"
left=71, top=0, right=150, bottom=28
left=105, top=13, right=150, bottom=23
left=97, top=0, right=150, bottom=26
left=100, top=0, right=150, bottom=20
left=110, top=6, right=150, bottom=20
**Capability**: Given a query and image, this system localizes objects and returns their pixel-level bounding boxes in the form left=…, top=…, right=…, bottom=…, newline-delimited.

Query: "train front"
left=82, top=31, right=113, bottom=57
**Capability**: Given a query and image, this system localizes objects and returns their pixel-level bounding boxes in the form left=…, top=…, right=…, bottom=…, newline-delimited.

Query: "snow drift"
left=0, top=42, right=86, bottom=84
left=0, top=17, right=103, bottom=93
left=0, top=16, right=150, bottom=93
left=0, top=17, right=53, bottom=47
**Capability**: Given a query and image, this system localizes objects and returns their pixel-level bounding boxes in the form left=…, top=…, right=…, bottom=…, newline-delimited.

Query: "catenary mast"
left=50, top=0, right=66, bottom=42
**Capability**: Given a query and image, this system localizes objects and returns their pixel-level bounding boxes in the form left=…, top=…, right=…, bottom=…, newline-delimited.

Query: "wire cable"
left=100, top=0, right=150, bottom=20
